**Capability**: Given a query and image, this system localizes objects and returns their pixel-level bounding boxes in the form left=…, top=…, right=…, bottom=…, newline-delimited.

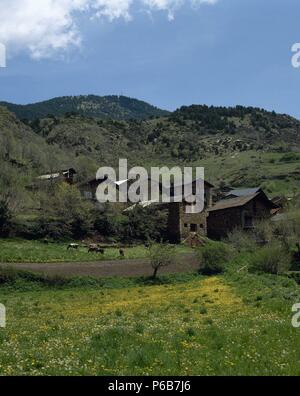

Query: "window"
left=190, top=224, right=197, bottom=232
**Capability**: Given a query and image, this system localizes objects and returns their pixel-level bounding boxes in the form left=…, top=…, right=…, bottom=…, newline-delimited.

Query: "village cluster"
left=35, top=166, right=283, bottom=245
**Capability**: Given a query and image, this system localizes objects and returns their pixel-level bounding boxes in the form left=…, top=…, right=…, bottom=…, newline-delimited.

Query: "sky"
left=1, top=0, right=300, bottom=118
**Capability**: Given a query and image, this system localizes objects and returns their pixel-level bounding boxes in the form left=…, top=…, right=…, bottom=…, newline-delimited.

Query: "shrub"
left=273, top=210, right=300, bottom=252
left=255, top=220, right=276, bottom=244
left=0, top=199, right=12, bottom=237
left=248, top=243, right=292, bottom=275
left=279, top=153, right=300, bottom=163
left=0, top=268, right=19, bottom=284
left=39, top=184, right=93, bottom=240
left=199, top=307, right=208, bottom=315
left=226, top=229, right=257, bottom=252
left=93, top=205, right=128, bottom=239
left=288, top=272, right=300, bottom=285
left=11, top=218, right=40, bottom=239
left=197, top=242, right=234, bottom=275
left=126, top=206, right=168, bottom=242
left=94, top=205, right=168, bottom=243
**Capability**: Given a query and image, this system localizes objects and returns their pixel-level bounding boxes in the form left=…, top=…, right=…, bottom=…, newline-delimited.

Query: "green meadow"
left=0, top=268, right=300, bottom=375
left=0, top=239, right=191, bottom=263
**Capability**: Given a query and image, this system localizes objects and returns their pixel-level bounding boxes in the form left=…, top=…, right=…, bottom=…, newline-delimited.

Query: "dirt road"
left=0, top=253, right=198, bottom=278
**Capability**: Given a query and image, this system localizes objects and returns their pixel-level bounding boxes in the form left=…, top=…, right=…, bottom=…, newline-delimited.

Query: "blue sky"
left=1, top=0, right=300, bottom=118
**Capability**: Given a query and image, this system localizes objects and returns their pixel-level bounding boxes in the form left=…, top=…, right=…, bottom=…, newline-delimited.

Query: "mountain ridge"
left=0, top=95, right=170, bottom=121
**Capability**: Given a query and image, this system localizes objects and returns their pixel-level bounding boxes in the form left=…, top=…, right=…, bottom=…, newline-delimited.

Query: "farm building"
left=36, top=168, right=77, bottom=184
left=122, top=177, right=214, bottom=243
left=224, top=187, right=262, bottom=200
left=78, top=176, right=109, bottom=201
left=207, top=188, right=278, bottom=240
left=166, top=180, right=214, bottom=243
left=27, top=168, right=77, bottom=191
left=78, top=176, right=133, bottom=202
left=78, top=172, right=279, bottom=243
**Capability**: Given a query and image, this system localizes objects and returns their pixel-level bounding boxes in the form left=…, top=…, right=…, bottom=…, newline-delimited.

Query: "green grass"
left=0, top=268, right=300, bottom=375
left=0, top=239, right=192, bottom=263
left=195, top=150, right=300, bottom=197
left=1, top=243, right=300, bottom=376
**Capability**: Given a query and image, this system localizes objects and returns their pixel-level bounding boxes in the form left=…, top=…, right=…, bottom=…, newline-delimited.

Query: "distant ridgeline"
left=0, top=95, right=170, bottom=121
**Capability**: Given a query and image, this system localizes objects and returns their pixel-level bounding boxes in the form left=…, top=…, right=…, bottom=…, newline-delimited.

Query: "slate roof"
left=208, top=194, right=260, bottom=212
left=37, top=168, right=76, bottom=180
left=225, top=187, right=261, bottom=198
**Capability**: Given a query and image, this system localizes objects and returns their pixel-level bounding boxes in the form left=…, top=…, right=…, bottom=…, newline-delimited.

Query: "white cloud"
left=0, top=0, right=219, bottom=59
left=143, top=0, right=218, bottom=21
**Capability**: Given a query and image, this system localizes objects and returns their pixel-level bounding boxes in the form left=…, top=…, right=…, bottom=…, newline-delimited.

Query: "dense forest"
left=0, top=95, right=170, bottom=121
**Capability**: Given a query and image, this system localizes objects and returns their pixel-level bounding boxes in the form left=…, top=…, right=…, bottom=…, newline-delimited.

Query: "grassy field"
left=0, top=239, right=192, bottom=263
left=0, top=270, right=300, bottom=375
left=194, top=150, right=300, bottom=197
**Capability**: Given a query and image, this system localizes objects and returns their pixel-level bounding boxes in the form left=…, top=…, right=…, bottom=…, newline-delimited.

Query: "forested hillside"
left=0, top=95, right=170, bottom=121
left=1, top=100, right=300, bottom=203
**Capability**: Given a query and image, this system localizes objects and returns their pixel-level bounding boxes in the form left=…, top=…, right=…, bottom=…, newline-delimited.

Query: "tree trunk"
left=152, top=267, right=158, bottom=279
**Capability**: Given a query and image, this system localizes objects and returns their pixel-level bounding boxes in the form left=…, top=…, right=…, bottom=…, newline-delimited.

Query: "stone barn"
left=207, top=189, right=277, bottom=240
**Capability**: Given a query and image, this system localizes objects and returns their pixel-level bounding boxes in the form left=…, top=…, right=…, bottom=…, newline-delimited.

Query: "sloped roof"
left=124, top=200, right=162, bottom=212
left=208, top=194, right=260, bottom=212
left=209, top=190, right=278, bottom=212
left=37, top=173, right=60, bottom=180
left=37, top=168, right=76, bottom=180
left=225, top=187, right=261, bottom=198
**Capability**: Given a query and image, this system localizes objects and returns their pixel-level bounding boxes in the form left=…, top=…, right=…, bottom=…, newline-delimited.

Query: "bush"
left=288, top=272, right=300, bottom=285
left=226, top=229, right=257, bottom=252
left=39, top=184, right=93, bottom=240
left=0, top=199, right=12, bottom=237
left=248, top=243, right=292, bottom=275
left=273, top=210, right=300, bottom=252
left=94, top=205, right=128, bottom=239
left=126, top=206, right=168, bottom=242
left=94, top=205, right=168, bottom=243
left=279, top=153, right=300, bottom=163
left=197, top=243, right=234, bottom=275
left=255, top=220, right=276, bottom=244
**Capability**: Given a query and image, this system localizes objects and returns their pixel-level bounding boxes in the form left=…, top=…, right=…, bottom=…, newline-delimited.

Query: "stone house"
left=207, top=189, right=277, bottom=240
left=166, top=180, right=214, bottom=243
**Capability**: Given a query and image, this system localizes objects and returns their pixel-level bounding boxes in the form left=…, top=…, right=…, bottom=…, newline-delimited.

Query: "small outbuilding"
left=36, top=168, right=77, bottom=185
